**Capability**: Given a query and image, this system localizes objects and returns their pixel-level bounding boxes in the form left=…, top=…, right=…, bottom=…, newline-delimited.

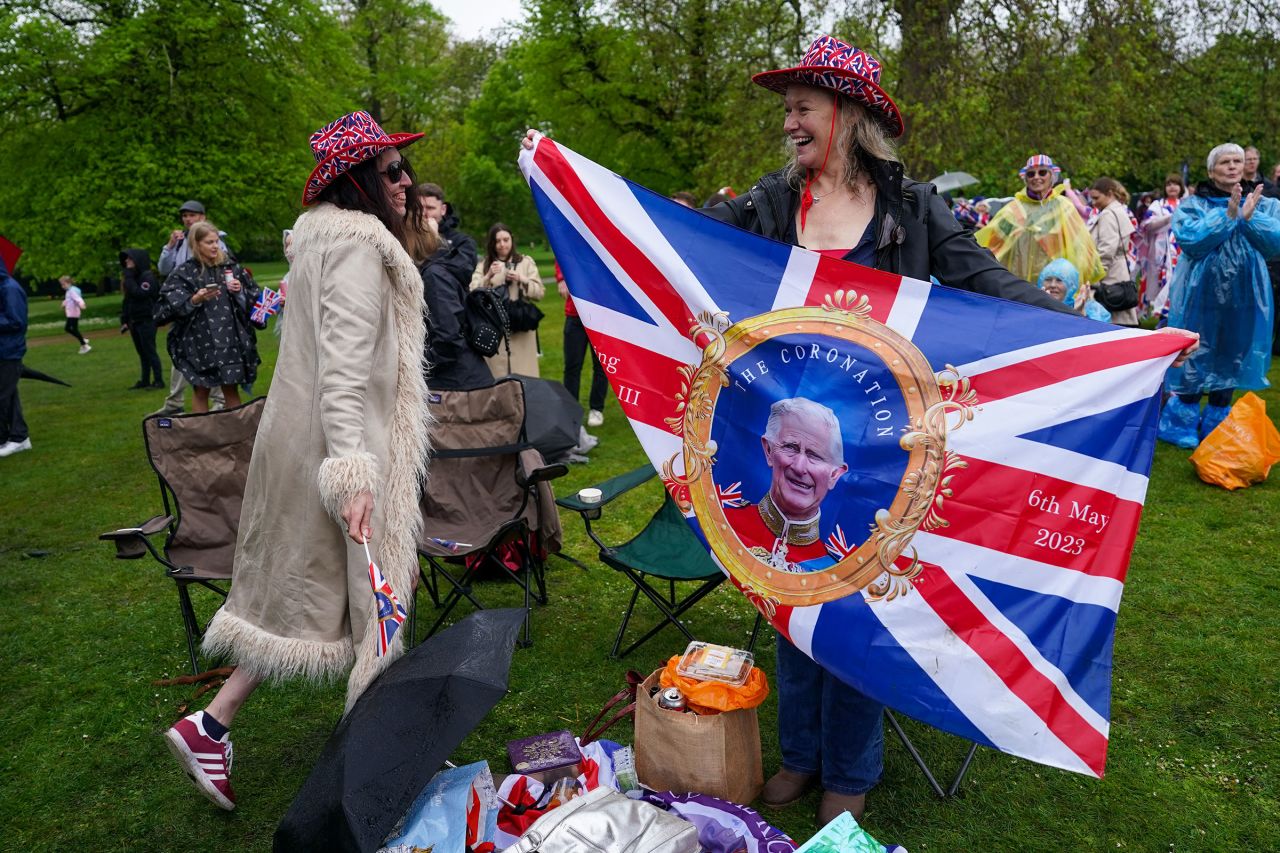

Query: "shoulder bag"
left=465, top=288, right=509, bottom=357
left=498, top=284, right=545, bottom=333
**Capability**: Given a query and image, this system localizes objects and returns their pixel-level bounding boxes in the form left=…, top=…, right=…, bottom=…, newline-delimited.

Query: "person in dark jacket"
left=120, top=248, right=165, bottom=389
left=159, top=221, right=261, bottom=413
left=414, top=182, right=492, bottom=390
left=698, top=34, right=1200, bottom=827
left=0, top=255, right=29, bottom=457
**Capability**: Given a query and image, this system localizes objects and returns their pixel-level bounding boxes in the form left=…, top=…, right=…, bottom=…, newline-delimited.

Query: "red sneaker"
left=164, top=711, right=236, bottom=810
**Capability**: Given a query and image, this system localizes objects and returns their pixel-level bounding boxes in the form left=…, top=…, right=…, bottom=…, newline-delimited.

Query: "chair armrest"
left=99, top=515, right=172, bottom=559
left=516, top=447, right=569, bottom=488
left=555, top=464, right=657, bottom=512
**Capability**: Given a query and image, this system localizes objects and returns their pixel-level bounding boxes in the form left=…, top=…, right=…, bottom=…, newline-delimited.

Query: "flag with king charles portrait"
left=519, top=135, right=1186, bottom=778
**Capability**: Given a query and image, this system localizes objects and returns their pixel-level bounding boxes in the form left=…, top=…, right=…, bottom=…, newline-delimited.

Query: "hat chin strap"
left=799, top=104, right=839, bottom=233
left=346, top=171, right=376, bottom=206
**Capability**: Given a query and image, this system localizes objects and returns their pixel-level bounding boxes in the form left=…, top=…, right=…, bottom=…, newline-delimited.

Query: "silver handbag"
left=503, top=786, right=700, bottom=853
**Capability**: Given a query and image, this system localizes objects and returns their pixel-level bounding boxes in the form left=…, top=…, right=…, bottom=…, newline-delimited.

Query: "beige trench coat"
left=1089, top=200, right=1138, bottom=326
left=471, top=254, right=544, bottom=377
left=203, top=203, right=430, bottom=711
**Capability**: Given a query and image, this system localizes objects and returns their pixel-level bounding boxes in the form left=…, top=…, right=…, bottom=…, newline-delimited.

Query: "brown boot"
left=760, top=768, right=815, bottom=808
left=817, top=790, right=866, bottom=825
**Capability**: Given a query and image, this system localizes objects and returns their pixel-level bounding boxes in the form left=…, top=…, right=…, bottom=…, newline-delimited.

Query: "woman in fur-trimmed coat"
left=165, top=111, right=430, bottom=813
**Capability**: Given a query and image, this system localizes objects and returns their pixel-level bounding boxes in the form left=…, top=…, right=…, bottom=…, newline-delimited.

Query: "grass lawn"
left=1, top=274, right=1277, bottom=851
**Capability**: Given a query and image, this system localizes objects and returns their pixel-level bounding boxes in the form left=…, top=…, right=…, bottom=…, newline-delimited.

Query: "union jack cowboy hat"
left=752, top=35, right=904, bottom=138
left=302, top=111, right=423, bottom=206
left=1019, top=154, right=1061, bottom=177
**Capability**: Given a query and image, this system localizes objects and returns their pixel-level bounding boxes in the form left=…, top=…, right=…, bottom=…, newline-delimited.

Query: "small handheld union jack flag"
left=364, top=540, right=406, bottom=657
left=250, top=287, right=284, bottom=325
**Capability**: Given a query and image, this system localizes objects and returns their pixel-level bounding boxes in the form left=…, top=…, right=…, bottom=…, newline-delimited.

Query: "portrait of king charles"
left=723, top=397, right=849, bottom=574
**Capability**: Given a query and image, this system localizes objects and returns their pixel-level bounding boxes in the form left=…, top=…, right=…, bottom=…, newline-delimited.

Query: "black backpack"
left=465, top=288, right=510, bottom=357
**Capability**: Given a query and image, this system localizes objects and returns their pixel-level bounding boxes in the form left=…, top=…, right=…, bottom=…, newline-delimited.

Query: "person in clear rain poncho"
left=1157, top=143, right=1280, bottom=447
left=976, top=154, right=1105, bottom=287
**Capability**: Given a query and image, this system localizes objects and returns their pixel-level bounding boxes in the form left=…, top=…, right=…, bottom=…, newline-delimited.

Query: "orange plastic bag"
left=1190, top=393, right=1280, bottom=490
left=659, top=655, right=769, bottom=715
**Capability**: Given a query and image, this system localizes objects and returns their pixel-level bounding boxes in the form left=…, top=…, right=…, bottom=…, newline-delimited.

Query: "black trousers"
left=0, top=359, right=28, bottom=443
left=562, top=315, right=608, bottom=412
left=64, top=317, right=86, bottom=345
left=129, top=319, right=164, bottom=384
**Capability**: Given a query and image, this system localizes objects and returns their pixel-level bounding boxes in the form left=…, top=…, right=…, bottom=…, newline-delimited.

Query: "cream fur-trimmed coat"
left=203, top=202, right=430, bottom=712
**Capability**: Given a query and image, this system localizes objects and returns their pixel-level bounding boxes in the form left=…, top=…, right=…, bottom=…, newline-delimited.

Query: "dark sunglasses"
left=1026, top=168, right=1052, bottom=177
left=380, top=158, right=409, bottom=183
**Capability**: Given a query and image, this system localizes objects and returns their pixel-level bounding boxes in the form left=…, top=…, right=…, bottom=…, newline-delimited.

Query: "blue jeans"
left=776, top=633, right=883, bottom=795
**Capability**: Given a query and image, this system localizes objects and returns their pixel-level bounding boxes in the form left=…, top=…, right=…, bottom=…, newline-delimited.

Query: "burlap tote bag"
left=634, top=669, right=764, bottom=804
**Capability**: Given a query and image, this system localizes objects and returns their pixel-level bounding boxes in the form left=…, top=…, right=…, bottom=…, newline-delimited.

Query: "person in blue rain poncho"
left=1036, top=258, right=1111, bottom=322
left=1157, top=143, right=1280, bottom=448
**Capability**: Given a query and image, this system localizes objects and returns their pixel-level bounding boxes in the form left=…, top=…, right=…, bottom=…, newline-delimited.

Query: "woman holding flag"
left=707, top=36, right=1198, bottom=827
left=164, top=111, right=431, bottom=811
left=522, top=34, right=1197, bottom=827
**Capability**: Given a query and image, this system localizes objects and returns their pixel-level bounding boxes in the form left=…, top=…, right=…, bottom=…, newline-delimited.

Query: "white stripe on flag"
left=785, top=603, right=821, bottom=658
left=526, top=167, right=687, bottom=342
left=882, top=275, right=932, bottom=339
left=771, top=247, right=820, bottom=312
left=631, top=420, right=684, bottom=473
left=867, top=584, right=1098, bottom=776
left=956, top=326, right=1145, bottom=377
left=913, top=531, right=1125, bottom=612
left=572, top=298, right=700, bottom=365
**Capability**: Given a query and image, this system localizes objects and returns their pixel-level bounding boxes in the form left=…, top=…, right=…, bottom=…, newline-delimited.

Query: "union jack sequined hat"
left=302, top=111, right=423, bottom=206
left=752, top=35, right=904, bottom=138
left=1019, top=154, right=1061, bottom=177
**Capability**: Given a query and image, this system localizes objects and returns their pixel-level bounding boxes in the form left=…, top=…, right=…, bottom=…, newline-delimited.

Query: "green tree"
left=0, top=0, right=357, bottom=283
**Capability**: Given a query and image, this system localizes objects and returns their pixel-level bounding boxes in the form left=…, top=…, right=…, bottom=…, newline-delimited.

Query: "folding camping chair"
left=99, top=398, right=266, bottom=675
left=416, top=379, right=568, bottom=648
left=885, top=710, right=980, bottom=798
left=557, top=464, right=762, bottom=659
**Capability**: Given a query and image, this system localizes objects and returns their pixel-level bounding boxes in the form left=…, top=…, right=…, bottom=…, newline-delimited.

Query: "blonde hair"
left=187, top=221, right=228, bottom=267
left=786, top=93, right=899, bottom=194
left=405, top=218, right=442, bottom=265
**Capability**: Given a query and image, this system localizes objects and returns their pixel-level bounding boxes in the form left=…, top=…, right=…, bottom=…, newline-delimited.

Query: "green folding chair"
left=558, top=465, right=761, bottom=659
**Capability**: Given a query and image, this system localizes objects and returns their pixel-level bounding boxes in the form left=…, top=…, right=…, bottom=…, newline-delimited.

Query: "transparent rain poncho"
left=1164, top=192, right=1280, bottom=395
left=976, top=185, right=1105, bottom=286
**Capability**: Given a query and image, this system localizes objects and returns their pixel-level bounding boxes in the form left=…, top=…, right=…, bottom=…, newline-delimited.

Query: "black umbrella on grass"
left=274, top=607, right=525, bottom=853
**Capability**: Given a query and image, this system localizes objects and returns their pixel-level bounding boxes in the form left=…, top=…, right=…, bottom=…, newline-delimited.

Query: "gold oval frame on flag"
left=671, top=295, right=971, bottom=609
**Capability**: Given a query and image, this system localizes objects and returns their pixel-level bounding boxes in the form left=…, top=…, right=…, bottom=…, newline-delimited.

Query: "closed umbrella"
left=510, top=374, right=582, bottom=461
left=21, top=365, right=71, bottom=387
left=274, top=607, right=526, bottom=853
left=930, top=171, right=980, bottom=195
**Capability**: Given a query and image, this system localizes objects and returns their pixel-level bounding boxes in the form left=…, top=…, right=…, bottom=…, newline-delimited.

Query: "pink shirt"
left=63, top=286, right=85, bottom=318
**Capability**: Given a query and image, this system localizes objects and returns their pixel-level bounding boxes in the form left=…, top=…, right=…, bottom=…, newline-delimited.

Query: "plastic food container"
left=578, top=488, right=603, bottom=504
left=676, top=641, right=754, bottom=686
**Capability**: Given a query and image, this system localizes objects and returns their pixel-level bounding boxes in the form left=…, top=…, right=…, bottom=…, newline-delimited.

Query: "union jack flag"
left=250, top=287, right=284, bottom=325
left=825, top=525, right=857, bottom=561
left=365, top=541, right=406, bottom=657
left=520, top=136, right=1187, bottom=777
left=716, top=481, right=750, bottom=508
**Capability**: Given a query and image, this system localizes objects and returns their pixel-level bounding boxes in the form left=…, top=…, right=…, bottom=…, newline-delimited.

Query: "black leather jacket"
left=705, top=161, right=1075, bottom=315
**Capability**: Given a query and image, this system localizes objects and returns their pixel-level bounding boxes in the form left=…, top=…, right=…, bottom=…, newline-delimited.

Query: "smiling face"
left=762, top=411, right=848, bottom=519
left=195, top=231, right=221, bottom=266
left=378, top=148, right=411, bottom=216
left=1165, top=180, right=1182, bottom=199
left=1022, top=165, right=1055, bottom=197
left=783, top=84, right=838, bottom=172
left=1210, top=151, right=1244, bottom=191
left=1042, top=276, right=1068, bottom=302
left=1088, top=188, right=1112, bottom=209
